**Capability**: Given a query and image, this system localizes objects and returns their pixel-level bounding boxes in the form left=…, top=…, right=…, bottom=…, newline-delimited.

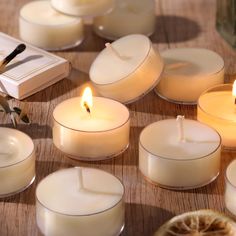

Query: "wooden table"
left=1, top=0, right=236, bottom=235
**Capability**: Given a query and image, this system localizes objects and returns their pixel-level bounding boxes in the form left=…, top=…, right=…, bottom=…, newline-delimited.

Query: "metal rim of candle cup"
left=19, top=16, right=84, bottom=51
left=27, top=37, right=84, bottom=52
left=93, top=27, right=155, bottom=41
left=121, top=67, right=164, bottom=105
left=37, top=219, right=125, bottom=236
left=0, top=175, right=35, bottom=199
left=198, top=83, right=236, bottom=150
left=139, top=119, right=222, bottom=162
left=92, top=0, right=156, bottom=40
left=154, top=63, right=225, bottom=105
left=198, top=83, right=236, bottom=123
left=224, top=160, right=236, bottom=216
left=0, top=127, right=35, bottom=168
left=19, top=9, right=83, bottom=27
left=91, top=62, right=164, bottom=105
left=90, top=36, right=163, bottom=86
left=36, top=167, right=125, bottom=217
left=53, top=96, right=130, bottom=133
left=61, top=142, right=129, bottom=162
left=39, top=37, right=84, bottom=52
left=0, top=127, right=35, bottom=198
left=51, top=0, right=115, bottom=18
left=154, top=88, right=197, bottom=105
left=225, top=159, right=236, bottom=190
left=140, top=170, right=220, bottom=191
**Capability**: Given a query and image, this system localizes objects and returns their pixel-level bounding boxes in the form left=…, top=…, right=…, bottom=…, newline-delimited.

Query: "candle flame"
left=233, top=80, right=236, bottom=97
left=81, top=87, right=93, bottom=113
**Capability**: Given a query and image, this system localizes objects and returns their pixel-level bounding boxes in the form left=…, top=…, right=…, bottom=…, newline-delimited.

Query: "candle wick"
left=105, top=43, right=129, bottom=60
left=77, top=167, right=84, bottom=191
left=176, top=115, right=185, bottom=142
left=83, top=101, right=91, bottom=114
left=235, top=98, right=236, bottom=105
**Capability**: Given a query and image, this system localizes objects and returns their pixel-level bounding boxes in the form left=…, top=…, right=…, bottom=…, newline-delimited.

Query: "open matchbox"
left=0, top=32, right=70, bottom=99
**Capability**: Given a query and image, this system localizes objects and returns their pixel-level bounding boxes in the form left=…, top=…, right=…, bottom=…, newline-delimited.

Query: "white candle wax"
left=0, top=128, right=35, bottom=197
left=51, top=0, right=114, bottom=17
left=93, top=0, right=156, bottom=40
left=19, top=1, right=83, bottom=50
left=197, top=84, right=236, bottom=148
left=139, top=119, right=221, bottom=190
left=89, top=34, right=164, bottom=104
left=36, top=167, right=125, bottom=236
left=225, top=160, right=236, bottom=215
left=155, top=48, right=224, bottom=104
left=53, top=96, right=130, bottom=160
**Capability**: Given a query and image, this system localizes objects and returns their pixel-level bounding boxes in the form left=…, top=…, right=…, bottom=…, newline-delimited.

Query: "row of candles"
left=1, top=81, right=236, bottom=235
left=19, top=0, right=156, bottom=51
left=1, top=1, right=236, bottom=234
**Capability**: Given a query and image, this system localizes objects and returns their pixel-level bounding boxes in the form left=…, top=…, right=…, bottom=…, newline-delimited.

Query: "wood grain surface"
left=1, top=0, right=236, bottom=235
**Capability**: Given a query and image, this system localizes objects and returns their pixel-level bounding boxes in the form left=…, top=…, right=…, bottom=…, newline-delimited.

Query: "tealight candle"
left=0, top=128, right=35, bottom=197
left=155, top=48, right=224, bottom=104
left=19, top=1, right=83, bottom=50
left=225, top=160, right=236, bottom=215
left=36, top=167, right=125, bottom=236
left=51, top=0, right=114, bottom=17
left=53, top=87, right=130, bottom=160
left=89, top=34, right=164, bottom=104
left=139, top=117, right=221, bottom=190
left=93, top=0, right=156, bottom=40
left=197, top=83, right=236, bottom=148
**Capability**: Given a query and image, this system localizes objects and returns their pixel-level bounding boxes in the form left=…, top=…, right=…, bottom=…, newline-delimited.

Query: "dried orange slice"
left=154, top=210, right=236, bottom=236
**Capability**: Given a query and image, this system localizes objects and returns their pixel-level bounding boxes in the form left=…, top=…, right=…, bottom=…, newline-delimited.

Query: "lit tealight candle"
left=155, top=48, right=224, bottom=104
left=0, top=128, right=35, bottom=197
left=197, top=82, right=236, bottom=148
left=139, top=117, right=221, bottom=190
left=53, top=87, right=130, bottom=160
left=19, top=1, right=84, bottom=50
left=51, top=0, right=114, bottom=17
left=36, top=167, right=125, bottom=236
left=225, top=160, right=236, bottom=216
left=89, top=34, right=164, bottom=104
left=93, top=0, right=156, bottom=40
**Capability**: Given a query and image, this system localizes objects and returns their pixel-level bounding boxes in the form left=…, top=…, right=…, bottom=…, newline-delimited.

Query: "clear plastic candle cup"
left=36, top=167, right=125, bottom=236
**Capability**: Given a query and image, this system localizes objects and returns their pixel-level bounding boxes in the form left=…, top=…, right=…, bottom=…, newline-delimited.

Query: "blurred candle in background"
left=93, top=0, right=156, bottom=40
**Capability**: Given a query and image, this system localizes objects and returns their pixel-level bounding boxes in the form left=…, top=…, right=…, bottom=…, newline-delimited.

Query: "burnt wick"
left=84, top=102, right=91, bottom=114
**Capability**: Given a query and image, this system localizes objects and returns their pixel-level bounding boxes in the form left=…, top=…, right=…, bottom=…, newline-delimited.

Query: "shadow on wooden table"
left=25, top=68, right=93, bottom=102
left=128, top=90, right=196, bottom=118
left=0, top=123, right=52, bottom=139
left=62, top=15, right=201, bottom=53
left=151, top=15, right=201, bottom=43
left=122, top=203, right=174, bottom=236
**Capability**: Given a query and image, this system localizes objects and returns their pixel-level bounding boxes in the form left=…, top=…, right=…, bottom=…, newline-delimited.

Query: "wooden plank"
left=0, top=0, right=236, bottom=235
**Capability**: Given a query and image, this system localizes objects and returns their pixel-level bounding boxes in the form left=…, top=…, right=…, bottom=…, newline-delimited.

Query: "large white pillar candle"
left=19, top=1, right=84, bottom=51
left=225, top=160, right=236, bottom=216
left=155, top=48, right=224, bottom=104
left=53, top=88, right=130, bottom=160
left=36, top=167, right=125, bottom=236
left=139, top=117, right=221, bottom=190
left=0, top=128, right=35, bottom=197
left=51, top=0, right=114, bottom=17
left=197, top=83, right=236, bottom=148
left=93, top=0, right=156, bottom=40
left=89, top=34, right=164, bottom=104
